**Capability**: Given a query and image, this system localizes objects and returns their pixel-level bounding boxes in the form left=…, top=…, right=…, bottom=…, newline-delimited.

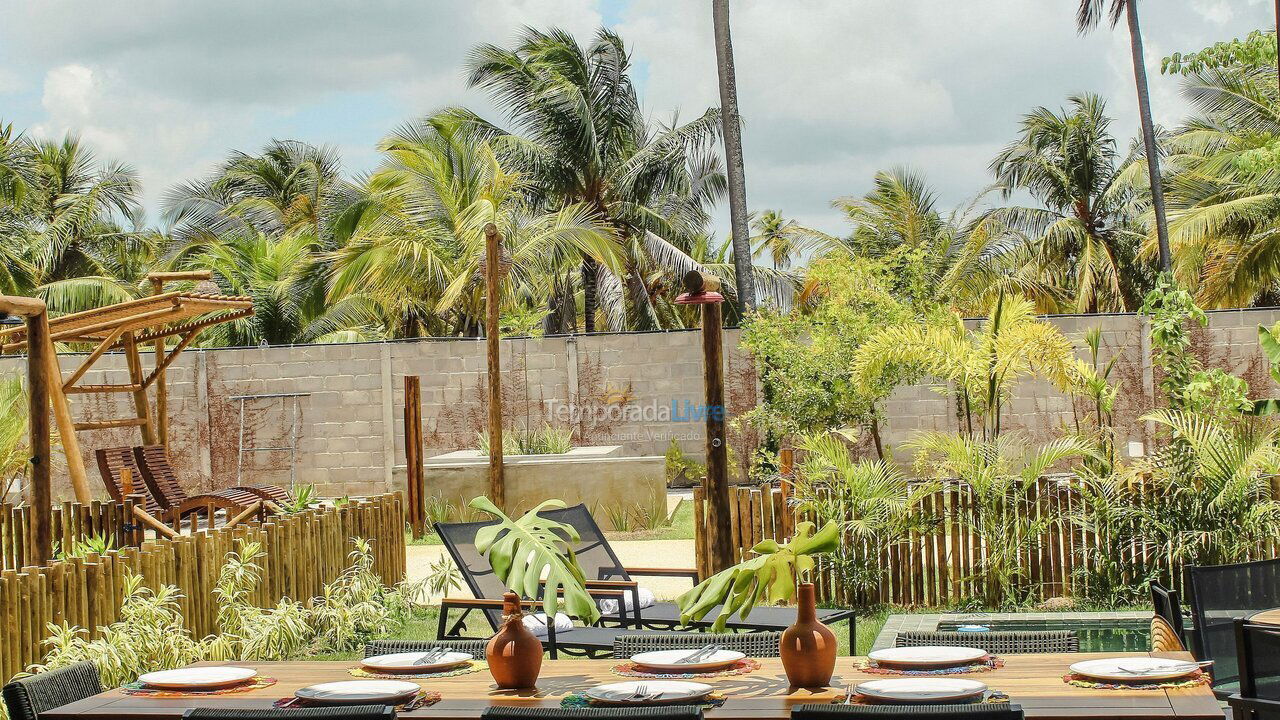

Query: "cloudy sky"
left=0, top=0, right=1271, bottom=237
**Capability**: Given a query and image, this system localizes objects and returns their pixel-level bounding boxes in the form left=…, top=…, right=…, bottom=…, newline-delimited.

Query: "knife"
left=676, top=644, right=714, bottom=664
left=413, top=646, right=446, bottom=665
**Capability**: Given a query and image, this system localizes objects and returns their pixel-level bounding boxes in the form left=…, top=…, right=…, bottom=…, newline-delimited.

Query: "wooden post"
left=701, top=300, right=733, bottom=574
left=404, top=375, right=425, bottom=539
left=150, top=277, right=168, bottom=450
left=484, top=223, right=505, bottom=509
left=122, top=331, right=157, bottom=445
left=24, top=313, right=52, bottom=564
left=38, top=317, right=92, bottom=503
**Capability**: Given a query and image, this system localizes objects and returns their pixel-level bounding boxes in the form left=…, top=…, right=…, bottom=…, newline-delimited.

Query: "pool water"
left=936, top=620, right=1151, bottom=652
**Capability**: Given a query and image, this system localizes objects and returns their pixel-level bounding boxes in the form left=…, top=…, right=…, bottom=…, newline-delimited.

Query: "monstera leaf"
left=677, top=521, right=839, bottom=631
left=1251, top=325, right=1280, bottom=415
left=469, top=496, right=601, bottom=625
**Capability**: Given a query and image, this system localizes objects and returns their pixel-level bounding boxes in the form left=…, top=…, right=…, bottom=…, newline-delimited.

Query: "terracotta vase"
left=486, top=592, right=543, bottom=689
left=780, top=582, right=837, bottom=688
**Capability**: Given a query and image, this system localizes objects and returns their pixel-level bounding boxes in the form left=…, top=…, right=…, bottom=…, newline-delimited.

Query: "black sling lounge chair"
left=539, top=504, right=856, bottom=645
left=1184, top=556, right=1280, bottom=699
left=434, top=518, right=639, bottom=659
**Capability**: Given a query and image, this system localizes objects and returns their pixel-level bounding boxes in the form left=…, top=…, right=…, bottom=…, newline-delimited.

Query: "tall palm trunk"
left=1123, top=0, right=1172, bottom=272
left=711, top=0, right=756, bottom=314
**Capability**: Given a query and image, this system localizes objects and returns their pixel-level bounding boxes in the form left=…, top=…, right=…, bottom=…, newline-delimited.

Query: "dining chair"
left=1150, top=615, right=1186, bottom=653
left=1184, top=557, right=1280, bottom=699
left=612, top=631, right=782, bottom=658
left=183, top=707, right=395, bottom=720
left=1226, top=618, right=1280, bottom=720
left=2, top=661, right=103, bottom=720
left=791, top=704, right=1024, bottom=719
left=481, top=706, right=703, bottom=720
left=894, top=631, right=1078, bottom=654
left=363, top=638, right=489, bottom=657
left=1150, top=580, right=1187, bottom=641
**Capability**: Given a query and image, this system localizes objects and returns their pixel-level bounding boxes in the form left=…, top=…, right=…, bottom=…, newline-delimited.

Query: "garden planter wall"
left=422, top=446, right=664, bottom=529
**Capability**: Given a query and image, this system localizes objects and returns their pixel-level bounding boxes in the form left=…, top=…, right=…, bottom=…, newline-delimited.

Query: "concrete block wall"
left=4, top=308, right=1279, bottom=500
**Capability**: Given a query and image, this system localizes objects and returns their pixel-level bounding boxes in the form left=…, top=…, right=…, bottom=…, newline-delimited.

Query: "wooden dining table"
left=44, top=653, right=1224, bottom=720
left=1247, top=607, right=1280, bottom=625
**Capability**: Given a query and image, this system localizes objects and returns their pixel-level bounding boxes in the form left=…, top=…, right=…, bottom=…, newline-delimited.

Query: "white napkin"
left=597, top=586, right=656, bottom=615
left=522, top=612, right=573, bottom=637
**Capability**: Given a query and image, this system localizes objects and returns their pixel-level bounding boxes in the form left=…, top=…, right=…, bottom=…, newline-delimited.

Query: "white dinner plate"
left=294, top=680, right=421, bottom=705
left=855, top=678, right=988, bottom=704
left=1069, top=657, right=1201, bottom=682
left=867, top=646, right=989, bottom=667
left=628, top=649, right=746, bottom=672
left=138, top=667, right=257, bottom=690
left=360, top=651, right=472, bottom=673
left=584, top=681, right=713, bottom=705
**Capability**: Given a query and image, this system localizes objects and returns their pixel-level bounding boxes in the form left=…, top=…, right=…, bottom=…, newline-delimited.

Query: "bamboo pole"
left=484, top=223, right=505, bottom=509
left=404, top=375, right=425, bottom=539
left=41, top=320, right=91, bottom=503
left=122, top=331, right=157, bottom=445
left=150, top=277, right=168, bottom=450
left=24, top=312, right=52, bottom=564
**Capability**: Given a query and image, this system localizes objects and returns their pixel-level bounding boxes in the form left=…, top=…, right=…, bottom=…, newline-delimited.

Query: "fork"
left=629, top=684, right=649, bottom=701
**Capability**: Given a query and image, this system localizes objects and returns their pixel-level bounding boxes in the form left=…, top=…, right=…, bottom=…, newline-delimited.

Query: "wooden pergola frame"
left=0, top=272, right=253, bottom=562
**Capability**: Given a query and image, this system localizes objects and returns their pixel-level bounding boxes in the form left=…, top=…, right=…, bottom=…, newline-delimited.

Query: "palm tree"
left=330, top=116, right=622, bottom=337
left=711, top=0, right=756, bottom=313
left=749, top=211, right=832, bottom=270
left=1154, top=64, right=1280, bottom=306
left=455, top=27, right=726, bottom=331
left=1077, top=0, right=1172, bottom=272
left=990, top=94, right=1149, bottom=312
left=0, top=122, right=32, bottom=209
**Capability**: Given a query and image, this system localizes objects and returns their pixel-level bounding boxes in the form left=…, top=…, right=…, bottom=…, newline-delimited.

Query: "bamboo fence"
left=696, top=478, right=1272, bottom=608
left=0, top=493, right=405, bottom=684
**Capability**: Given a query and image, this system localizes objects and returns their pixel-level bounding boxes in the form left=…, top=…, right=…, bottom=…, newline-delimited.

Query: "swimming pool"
left=936, top=619, right=1151, bottom=652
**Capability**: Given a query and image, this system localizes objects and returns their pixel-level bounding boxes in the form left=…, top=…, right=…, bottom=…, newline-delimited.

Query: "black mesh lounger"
left=363, top=638, right=489, bottom=657
left=790, top=703, right=1024, bottom=719
left=434, top=518, right=645, bottom=659
left=482, top=706, right=703, bottom=720
left=2, top=662, right=103, bottom=720
left=184, top=708, right=395, bottom=720
left=894, top=631, right=1078, bottom=654
left=540, top=504, right=856, bottom=644
left=613, top=631, right=782, bottom=658
left=1227, top=619, right=1280, bottom=720
left=1184, top=556, right=1280, bottom=699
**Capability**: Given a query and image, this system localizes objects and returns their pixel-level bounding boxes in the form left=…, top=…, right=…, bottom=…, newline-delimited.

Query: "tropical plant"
left=1077, top=0, right=1172, bottom=272
left=279, top=485, right=321, bottom=514
left=0, top=375, right=30, bottom=503
left=750, top=211, right=823, bottom=270
left=907, top=431, right=1092, bottom=607
left=852, top=294, right=1082, bottom=441
left=1163, top=29, right=1278, bottom=76
left=205, top=540, right=311, bottom=661
left=468, top=496, right=599, bottom=624
left=1068, top=467, right=1156, bottom=606
left=711, top=0, right=756, bottom=312
left=34, top=571, right=205, bottom=688
left=677, top=520, right=838, bottom=631
left=53, top=533, right=115, bottom=561
left=1252, top=322, right=1280, bottom=414
left=793, top=431, right=937, bottom=596
left=309, top=537, right=423, bottom=653
left=1137, top=409, right=1280, bottom=567
left=741, top=257, right=914, bottom=456
left=425, top=555, right=463, bottom=597
left=1071, top=326, right=1122, bottom=471
left=477, top=423, right=574, bottom=456
left=990, top=94, right=1152, bottom=311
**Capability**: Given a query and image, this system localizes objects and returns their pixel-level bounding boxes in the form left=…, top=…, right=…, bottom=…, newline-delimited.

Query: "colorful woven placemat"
left=1063, top=670, right=1210, bottom=690
left=350, top=660, right=488, bottom=679
left=273, top=690, right=441, bottom=710
left=121, top=676, right=277, bottom=697
left=610, top=658, right=761, bottom=679
left=853, top=657, right=1004, bottom=676
left=838, top=690, right=1010, bottom=706
left=561, top=691, right=727, bottom=709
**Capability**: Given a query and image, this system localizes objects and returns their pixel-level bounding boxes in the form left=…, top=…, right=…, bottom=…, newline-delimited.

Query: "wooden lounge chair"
left=540, top=503, right=857, bottom=643
left=95, top=446, right=277, bottom=528
left=132, top=444, right=290, bottom=509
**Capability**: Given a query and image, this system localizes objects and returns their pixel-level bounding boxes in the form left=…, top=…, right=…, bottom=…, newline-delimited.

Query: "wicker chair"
left=894, top=631, right=1078, bottom=654
left=482, top=707, right=703, bottom=720
left=1150, top=615, right=1186, bottom=653
left=2, top=661, right=103, bottom=720
left=791, top=704, right=1024, bottom=720
left=613, top=631, right=783, bottom=659
left=363, top=638, right=489, bottom=657
left=184, top=708, right=395, bottom=720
